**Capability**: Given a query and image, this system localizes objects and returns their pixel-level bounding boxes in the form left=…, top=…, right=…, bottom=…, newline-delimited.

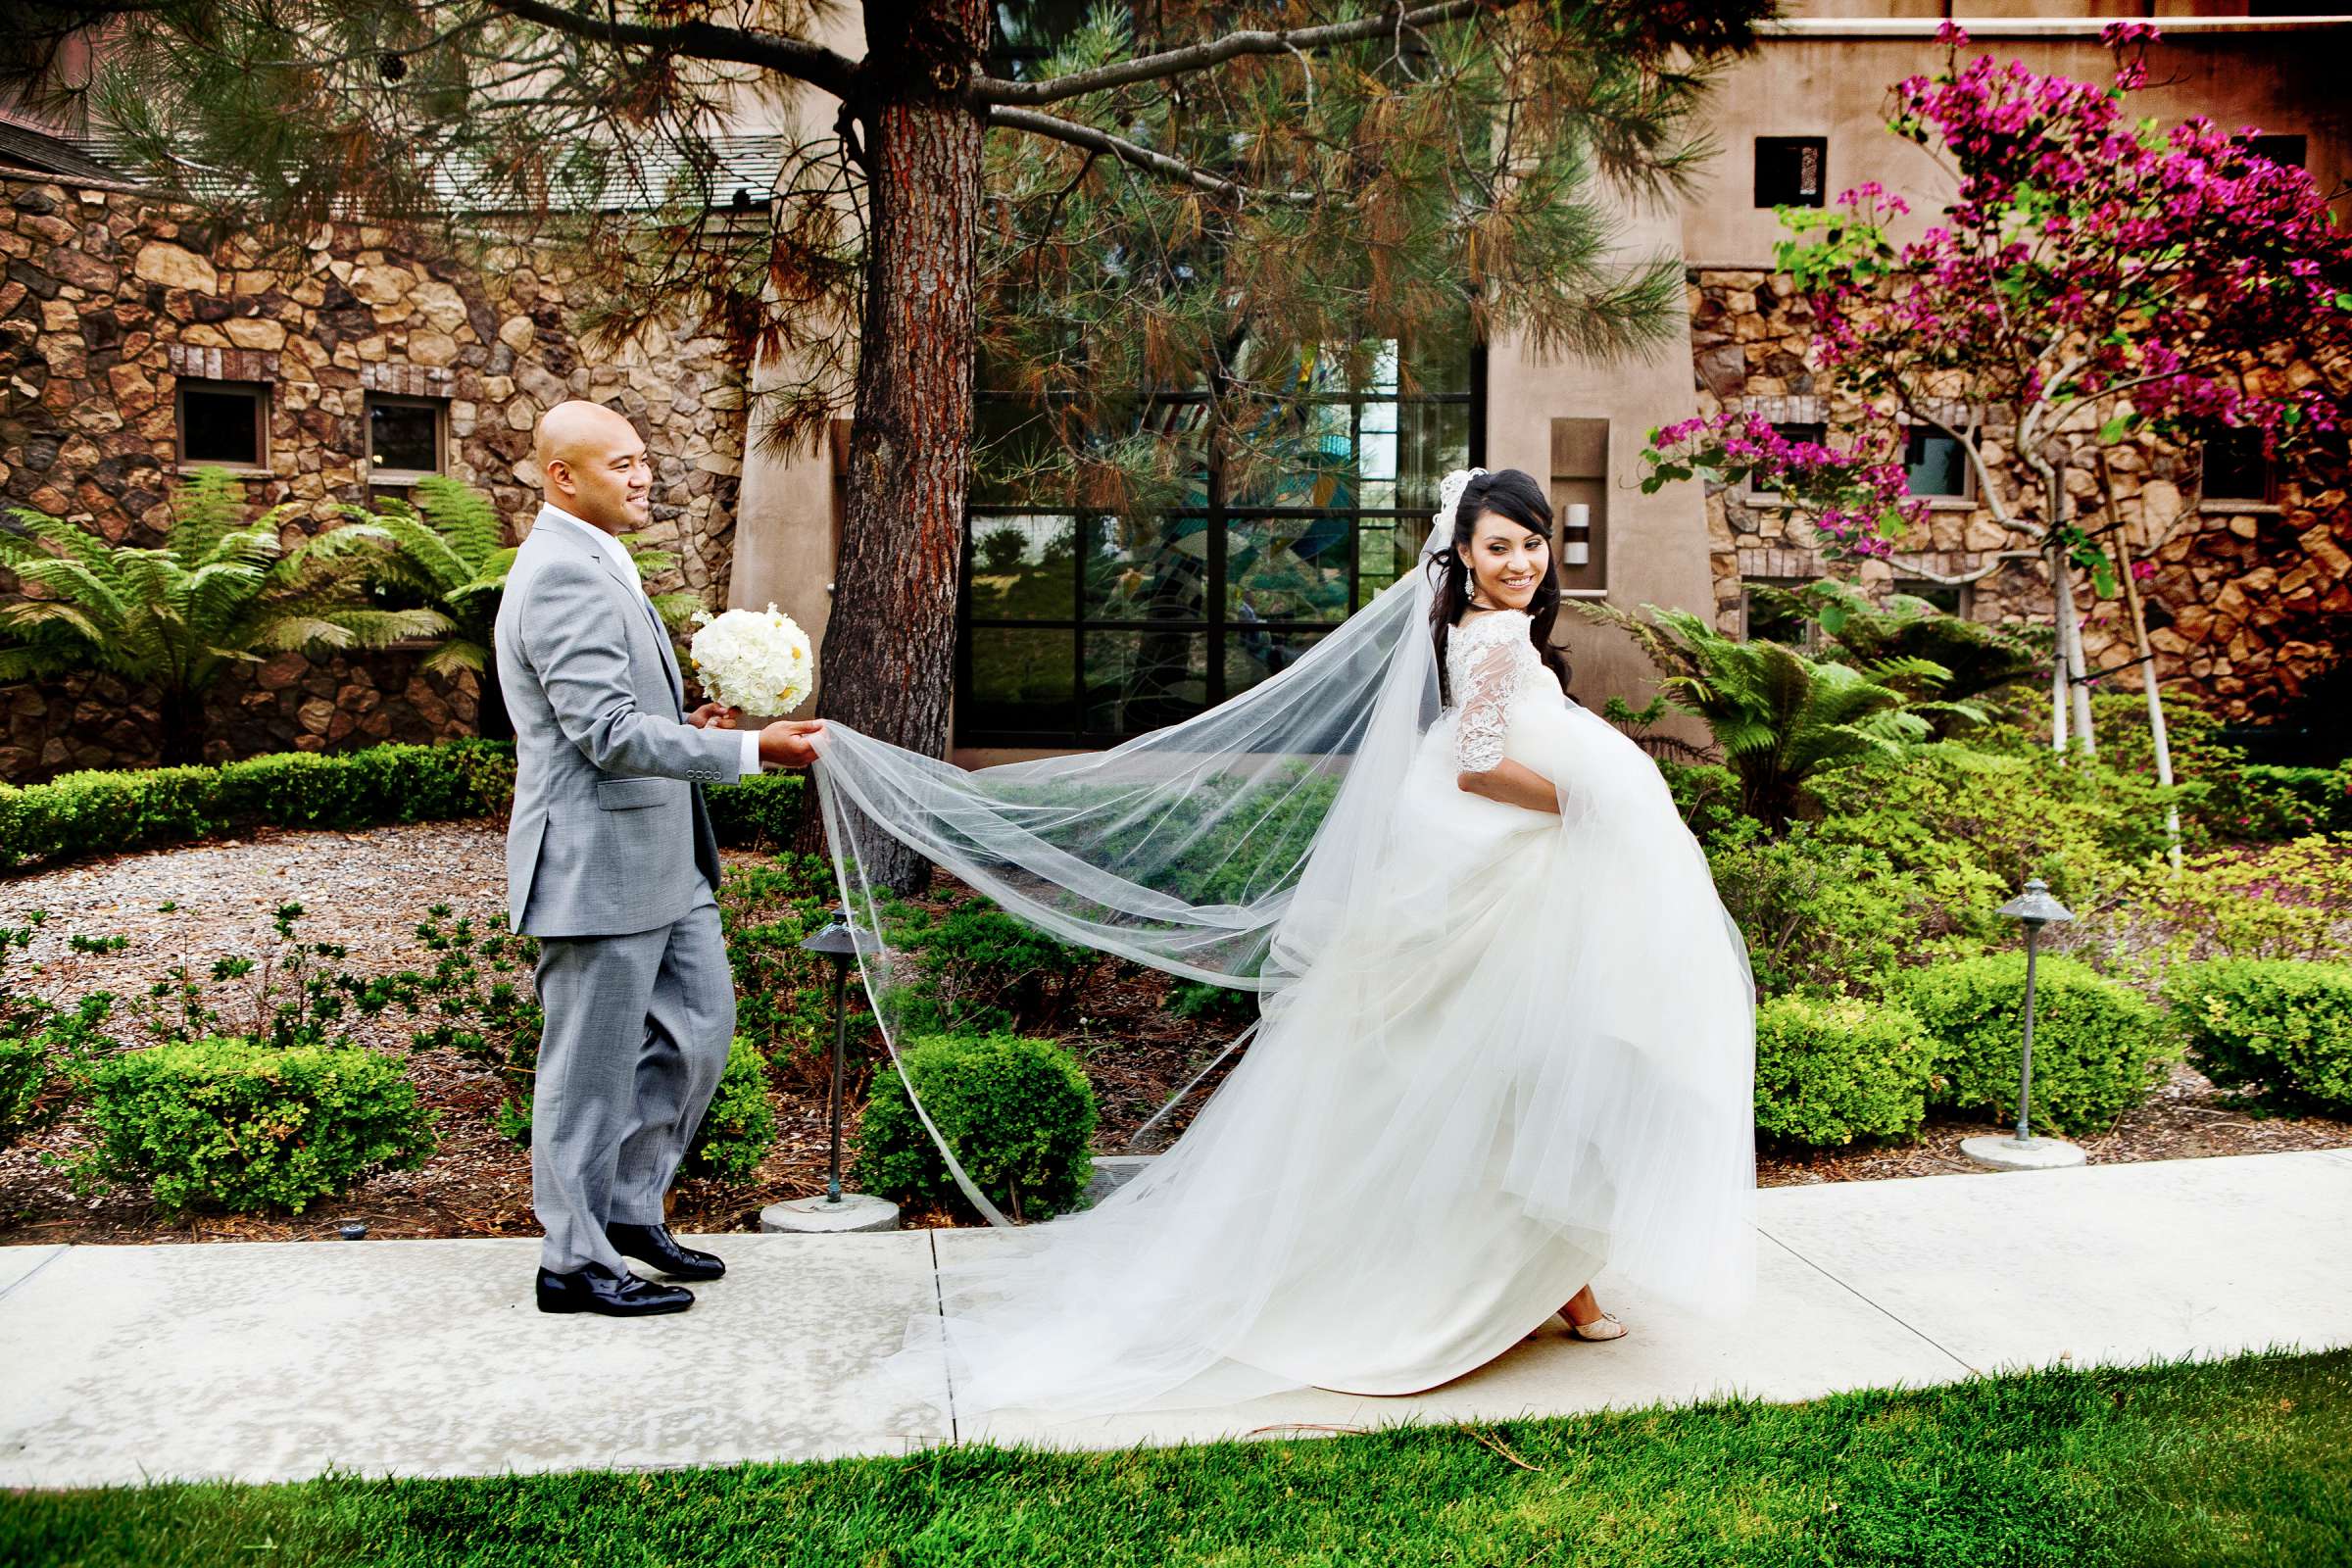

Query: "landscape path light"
left=1961, top=878, right=2087, bottom=1172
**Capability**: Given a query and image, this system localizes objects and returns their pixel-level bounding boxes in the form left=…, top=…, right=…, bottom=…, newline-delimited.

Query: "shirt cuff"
left=739, top=730, right=763, bottom=776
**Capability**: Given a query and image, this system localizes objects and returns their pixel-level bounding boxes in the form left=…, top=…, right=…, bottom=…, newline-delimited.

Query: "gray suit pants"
left=531, top=898, right=735, bottom=1274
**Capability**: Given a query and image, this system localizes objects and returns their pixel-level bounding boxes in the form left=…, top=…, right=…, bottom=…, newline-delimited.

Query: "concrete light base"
left=760, top=1193, right=901, bottom=1234
left=1961, top=1134, right=2087, bottom=1171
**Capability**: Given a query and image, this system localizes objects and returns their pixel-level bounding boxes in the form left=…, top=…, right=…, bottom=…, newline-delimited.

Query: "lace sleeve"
left=1453, top=628, right=1523, bottom=773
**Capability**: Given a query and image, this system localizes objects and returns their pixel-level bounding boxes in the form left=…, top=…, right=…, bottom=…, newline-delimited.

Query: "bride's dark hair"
left=1426, top=467, right=1572, bottom=705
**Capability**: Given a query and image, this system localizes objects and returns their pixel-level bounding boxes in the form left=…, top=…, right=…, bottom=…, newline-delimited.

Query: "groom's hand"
left=687, top=702, right=741, bottom=730
left=758, top=718, right=827, bottom=769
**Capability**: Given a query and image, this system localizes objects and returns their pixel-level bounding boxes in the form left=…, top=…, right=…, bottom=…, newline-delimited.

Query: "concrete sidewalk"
left=4, top=1150, right=2349, bottom=1489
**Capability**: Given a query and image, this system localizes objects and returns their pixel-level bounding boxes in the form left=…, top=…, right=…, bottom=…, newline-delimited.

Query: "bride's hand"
left=688, top=702, right=742, bottom=730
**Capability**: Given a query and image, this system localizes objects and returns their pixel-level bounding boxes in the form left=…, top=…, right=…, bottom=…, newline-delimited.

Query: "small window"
left=1893, top=577, right=1971, bottom=618
left=1754, top=137, right=1827, bottom=209
left=366, top=394, right=446, bottom=484
left=2241, top=133, right=2307, bottom=171
left=1903, top=422, right=1975, bottom=501
left=1741, top=578, right=1819, bottom=649
left=177, top=380, right=269, bottom=469
left=1742, top=421, right=1826, bottom=503
left=2200, top=424, right=2277, bottom=506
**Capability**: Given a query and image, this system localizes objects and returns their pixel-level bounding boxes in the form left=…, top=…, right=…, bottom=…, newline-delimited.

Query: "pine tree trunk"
left=802, top=0, right=986, bottom=891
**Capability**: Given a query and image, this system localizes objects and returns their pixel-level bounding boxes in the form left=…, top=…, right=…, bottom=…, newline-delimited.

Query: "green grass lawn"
left=6, top=1349, right=2347, bottom=1567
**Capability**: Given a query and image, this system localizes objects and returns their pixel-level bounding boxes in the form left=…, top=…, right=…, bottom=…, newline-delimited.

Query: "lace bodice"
left=1446, top=610, right=1549, bottom=771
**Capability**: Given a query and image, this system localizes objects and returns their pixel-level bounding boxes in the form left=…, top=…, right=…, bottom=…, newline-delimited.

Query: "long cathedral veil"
left=811, top=473, right=1486, bottom=1228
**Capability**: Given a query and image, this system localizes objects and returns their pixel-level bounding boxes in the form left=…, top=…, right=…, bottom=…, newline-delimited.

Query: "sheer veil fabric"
left=811, top=470, right=1758, bottom=1417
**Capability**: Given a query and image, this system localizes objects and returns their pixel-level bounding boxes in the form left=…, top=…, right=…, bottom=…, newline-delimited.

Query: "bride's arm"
left=1458, top=758, right=1562, bottom=814
left=1453, top=631, right=1561, bottom=815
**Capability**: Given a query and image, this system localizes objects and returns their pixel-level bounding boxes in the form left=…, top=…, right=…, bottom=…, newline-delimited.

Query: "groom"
left=498, top=399, right=824, bottom=1318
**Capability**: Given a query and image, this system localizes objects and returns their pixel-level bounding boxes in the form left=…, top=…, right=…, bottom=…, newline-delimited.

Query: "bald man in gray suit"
left=498, top=400, right=824, bottom=1318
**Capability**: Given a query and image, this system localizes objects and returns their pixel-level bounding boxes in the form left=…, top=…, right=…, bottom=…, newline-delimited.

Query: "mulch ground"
left=2, top=821, right=2345, bottom=1247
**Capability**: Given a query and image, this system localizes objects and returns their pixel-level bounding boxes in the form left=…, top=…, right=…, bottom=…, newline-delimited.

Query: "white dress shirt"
left=541, top=504, right=763, bottom=775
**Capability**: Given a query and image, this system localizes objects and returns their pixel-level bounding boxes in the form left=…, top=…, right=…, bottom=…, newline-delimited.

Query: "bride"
left=810, top=466, right=1756, bottom=1418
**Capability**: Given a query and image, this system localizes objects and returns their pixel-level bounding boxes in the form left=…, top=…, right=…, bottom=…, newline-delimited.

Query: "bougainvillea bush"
left=1643, top=21, right=2352, bottom=755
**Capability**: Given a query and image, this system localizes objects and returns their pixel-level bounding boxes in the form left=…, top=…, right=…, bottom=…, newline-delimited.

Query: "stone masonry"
left=1688, top=267, right=2352, bottom=725
left=0, top=171, right=748, bottom=779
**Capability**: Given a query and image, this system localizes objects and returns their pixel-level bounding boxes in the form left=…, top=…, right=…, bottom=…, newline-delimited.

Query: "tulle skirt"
left=872, top=690, right=1757, bottom=1419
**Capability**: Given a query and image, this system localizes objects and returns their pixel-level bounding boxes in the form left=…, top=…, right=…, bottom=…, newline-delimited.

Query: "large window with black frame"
left=957, top=333, right=1484, bottom=747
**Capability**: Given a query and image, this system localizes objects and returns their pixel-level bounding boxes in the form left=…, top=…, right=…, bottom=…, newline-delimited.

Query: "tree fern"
left=1580, top=602, right=1966, bottom=828
left=0, top=468, right=452, bottom=763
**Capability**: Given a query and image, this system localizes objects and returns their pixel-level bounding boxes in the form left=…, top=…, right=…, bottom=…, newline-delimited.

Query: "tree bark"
left=802, top=0, right=987, bottom=889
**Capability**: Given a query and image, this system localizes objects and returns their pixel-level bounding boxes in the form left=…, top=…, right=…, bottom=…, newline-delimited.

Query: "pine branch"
left=988, top=106, right=1313, bottom=205
left=972, top=0, right=1496, bottom=107
left=477, top=0, right=859, bottom=99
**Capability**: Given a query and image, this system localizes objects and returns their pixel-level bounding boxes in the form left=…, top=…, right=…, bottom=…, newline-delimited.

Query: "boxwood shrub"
left=1753, top=994, right=1938, bottom=1149
left=81, top=1037, right=437, bottom=1214
left=0, top=739, right=804, bottom=871
left=2162, top=958, right=2352, bottom=1112
left=1891, top=954, right=2175, bottom=1134
left=681, top=1036, right=779, bottom=1182
left=855, top=1031, right=1096, bottom=1222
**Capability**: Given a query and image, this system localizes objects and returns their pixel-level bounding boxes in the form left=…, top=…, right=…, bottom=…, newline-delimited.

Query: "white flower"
left=687, top=603, right=814, bottom=718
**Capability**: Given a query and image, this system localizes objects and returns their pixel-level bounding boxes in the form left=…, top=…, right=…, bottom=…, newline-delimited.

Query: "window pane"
left=1082, top=629, right=1207, bottom=736
left=1755, top=137, right=1827, bottom=209
left=967, top=514, right=1077, bottom=621
left=1893, top=579, right=1966, bottom=615
left=1904, top=427, right=1968, bottom=498
left=1396, top=401, right=1472, bottom=513
left=1226, top=624, right=1326, bottom=696
left=1354, top=522, right=1421, bottom=603
left=2201, top=425, right=2273, bottom=503
left=1744, top=581, right=1811, bottom=646
left=369, top=399, right=441, bottom=474
left=966, top=626, right=1075, bottom=733
left=1082, top=513, right=1210, bottom=622
left=181, top=385, right=262, bottom=466
left=1228, top=516, right=1351, bottom=623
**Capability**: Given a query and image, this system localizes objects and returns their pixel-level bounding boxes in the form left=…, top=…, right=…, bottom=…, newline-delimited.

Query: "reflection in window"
left=959, top=330, right=1481, bottom=746
left=1904, top=424, right=1972, bottom=499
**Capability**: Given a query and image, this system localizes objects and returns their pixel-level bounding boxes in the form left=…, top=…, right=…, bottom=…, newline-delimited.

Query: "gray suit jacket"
left=495, top=506, right=744, bottom=938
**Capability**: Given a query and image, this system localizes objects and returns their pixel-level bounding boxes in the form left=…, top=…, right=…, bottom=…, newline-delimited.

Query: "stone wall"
left=1687, top=267, right=2352, bottom=725
left=0, top=172, right=748, bottom=779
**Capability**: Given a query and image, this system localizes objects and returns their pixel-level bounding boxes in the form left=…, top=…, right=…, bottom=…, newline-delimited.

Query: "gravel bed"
left=2, top=821, right=2345, bottom=1246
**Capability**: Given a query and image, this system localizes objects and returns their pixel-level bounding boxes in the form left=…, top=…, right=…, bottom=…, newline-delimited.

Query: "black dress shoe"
left=607, top=1221, right=727, bottom=1282
left=535, top=1261, right=694, bottom=1316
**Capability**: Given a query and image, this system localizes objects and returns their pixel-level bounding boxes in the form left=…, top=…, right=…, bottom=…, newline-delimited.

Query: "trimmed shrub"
left=1753, top=995, right=1938, bottom=1148
left=856, top=1032, right=1096, bottom=1222
left=706, top=769, right=808, bottom=850
left=1892, top=955, right=2175, bottom=1134
left=82, top=1037, right=437, bottom=1214
left=0, top=739, right=798, bottom=872
left=683, top=1037, right=779, bottom=1181
left=2162, top=959, right=2352, bottom=1112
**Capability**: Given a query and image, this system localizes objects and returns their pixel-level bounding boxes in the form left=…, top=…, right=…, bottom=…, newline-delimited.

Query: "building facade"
left=1, top=5, right=2343, bottom=779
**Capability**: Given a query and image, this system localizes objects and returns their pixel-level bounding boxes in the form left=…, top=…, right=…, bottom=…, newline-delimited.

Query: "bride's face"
left=1458, top=513, right=1550, bottom=611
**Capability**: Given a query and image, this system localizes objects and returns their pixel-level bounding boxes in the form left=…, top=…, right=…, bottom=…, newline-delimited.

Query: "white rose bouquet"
left=687, top=604, right=815, bottom=720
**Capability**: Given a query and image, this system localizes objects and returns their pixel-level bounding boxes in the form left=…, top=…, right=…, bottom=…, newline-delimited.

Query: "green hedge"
left=0, top=1035, right=54, bottom=1150
left=2162, top=958, right=2352, bottom=1113
left=1892, top=955, right=2176, bottom=1135
left=0, top=740, right=807, bottom=871
left=81, top=1037, right=437, bottom=1215
left=856, top=1031, right=1096, bottom=1222
left=1753, top=995, right=1939, bottom=1149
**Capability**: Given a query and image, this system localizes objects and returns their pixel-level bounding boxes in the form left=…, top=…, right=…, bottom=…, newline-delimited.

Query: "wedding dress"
left=811, top=480, right=1756, bottom=1420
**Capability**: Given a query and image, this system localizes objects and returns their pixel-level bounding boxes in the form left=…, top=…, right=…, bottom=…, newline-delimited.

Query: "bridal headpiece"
left=1434, top=466, right=1489, bottom=531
